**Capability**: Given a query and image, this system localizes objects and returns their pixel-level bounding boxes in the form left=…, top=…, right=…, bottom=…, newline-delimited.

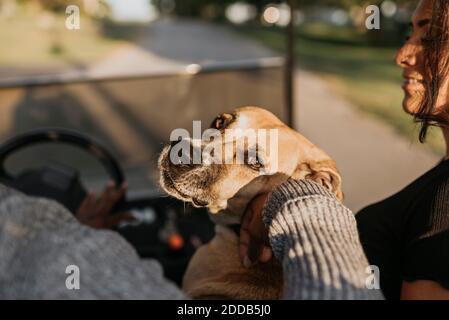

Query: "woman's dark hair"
left=417, top=0, right=449, bottom=142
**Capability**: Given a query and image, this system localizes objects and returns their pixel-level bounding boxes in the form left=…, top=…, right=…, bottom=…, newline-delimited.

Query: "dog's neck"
left=209, top=211, right=242, bottom=226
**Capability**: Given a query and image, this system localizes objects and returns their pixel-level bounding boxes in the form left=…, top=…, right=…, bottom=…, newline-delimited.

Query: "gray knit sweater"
left=0, top=180, right=384, bottom=299
left=264, top=179, right=384, bottom=300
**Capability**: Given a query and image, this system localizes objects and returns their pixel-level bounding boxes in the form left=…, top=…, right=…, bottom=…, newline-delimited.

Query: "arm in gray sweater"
left=0, top=185, right=186, bottom=299
left=0, top=179, right=383, bottom=299
left=263, top=179, right=384, bottom=300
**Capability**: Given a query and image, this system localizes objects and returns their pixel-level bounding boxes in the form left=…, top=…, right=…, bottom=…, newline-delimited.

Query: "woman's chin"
left=402, top=96, right=422, bottom=115
left=402, top=104, right=417, bottom=115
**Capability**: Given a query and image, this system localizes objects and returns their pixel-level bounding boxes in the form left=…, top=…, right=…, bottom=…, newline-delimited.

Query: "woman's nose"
left=395, top=44, right=418, bottom=67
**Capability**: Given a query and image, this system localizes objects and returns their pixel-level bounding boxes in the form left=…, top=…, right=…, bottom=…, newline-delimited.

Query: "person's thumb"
left=244, top=237, right=264, bottom=267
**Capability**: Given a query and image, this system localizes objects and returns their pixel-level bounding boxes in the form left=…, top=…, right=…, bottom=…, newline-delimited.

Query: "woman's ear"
left=292, top=160, right=344, bottom=201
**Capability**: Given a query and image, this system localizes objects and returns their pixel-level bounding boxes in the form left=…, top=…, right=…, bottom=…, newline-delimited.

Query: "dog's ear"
left=293, top=160, right=343, bottom=201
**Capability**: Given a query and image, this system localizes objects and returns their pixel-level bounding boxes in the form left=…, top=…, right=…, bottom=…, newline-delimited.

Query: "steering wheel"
left=0, top=128, right=125, bottom=213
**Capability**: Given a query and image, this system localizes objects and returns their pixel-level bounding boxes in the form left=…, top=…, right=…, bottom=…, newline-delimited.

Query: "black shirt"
left=356, top=159, right=449, bottom=300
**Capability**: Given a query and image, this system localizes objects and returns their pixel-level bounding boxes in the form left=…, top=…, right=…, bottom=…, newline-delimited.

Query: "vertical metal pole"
left=286, top=0, right=296, bottom=128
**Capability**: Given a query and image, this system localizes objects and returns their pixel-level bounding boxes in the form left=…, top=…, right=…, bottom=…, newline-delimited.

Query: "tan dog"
left=158, top=106, right=343, bottom=299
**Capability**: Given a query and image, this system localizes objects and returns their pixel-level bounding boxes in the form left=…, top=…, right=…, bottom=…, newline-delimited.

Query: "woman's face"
left=395, top=0, right=444, bottom=115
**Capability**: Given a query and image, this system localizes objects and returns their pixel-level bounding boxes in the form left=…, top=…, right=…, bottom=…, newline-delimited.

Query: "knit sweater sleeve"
left=263, top=179, right=384, bottom=300
left=0, top=184, right=186, bottom=299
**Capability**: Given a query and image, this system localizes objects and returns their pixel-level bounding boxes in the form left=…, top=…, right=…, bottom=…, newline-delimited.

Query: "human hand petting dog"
left=75, top=181, right=133, bottom=229
left=160, top=107, right=343, bottom=299
left=239, top=193, right=273, bottom=267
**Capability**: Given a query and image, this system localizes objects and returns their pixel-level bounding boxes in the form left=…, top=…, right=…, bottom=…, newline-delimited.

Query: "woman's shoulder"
left=399, top=158, right=449, bottom=198
left=358, top=159, right=449, bottom=214
left=356, top=159, right=449, bottom=237
left=414, top=159, right=449, bottom=209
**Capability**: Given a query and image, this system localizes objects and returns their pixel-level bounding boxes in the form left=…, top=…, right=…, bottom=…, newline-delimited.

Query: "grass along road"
left=0, top=5, right=133, bottom=72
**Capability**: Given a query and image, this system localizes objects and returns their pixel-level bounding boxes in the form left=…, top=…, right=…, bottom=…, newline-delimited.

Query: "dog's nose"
left=192, top=197, right=208, bottom=207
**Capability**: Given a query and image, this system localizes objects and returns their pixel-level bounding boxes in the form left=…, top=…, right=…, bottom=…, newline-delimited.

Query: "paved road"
left=89, top=19, right=276, bottom=77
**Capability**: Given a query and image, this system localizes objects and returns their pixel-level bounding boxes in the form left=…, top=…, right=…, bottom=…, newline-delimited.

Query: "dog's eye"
left=211, top=113, right=235, bottom=130
left=247, top=154, right=263, bottom=170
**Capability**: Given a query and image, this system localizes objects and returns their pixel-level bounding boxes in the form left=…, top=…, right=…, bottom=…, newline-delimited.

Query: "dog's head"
left=158, top=106, right=342, bottom=224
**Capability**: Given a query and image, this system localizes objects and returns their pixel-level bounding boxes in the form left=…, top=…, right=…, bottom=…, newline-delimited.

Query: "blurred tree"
left=16, top=0, right=82, bottom=12
left=287, top=0, right=416, bottom=9
left=16, top=0, right=113, bottom=14
left=170, top=0, right=418, bottom=47
left=172, top=0, right=230, bottom=17
left=39, top=0, right=82, bottom=11
left=172, top=0, right=417, bottom=17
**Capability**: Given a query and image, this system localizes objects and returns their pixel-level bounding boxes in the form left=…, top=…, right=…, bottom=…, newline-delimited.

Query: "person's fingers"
left=99, top=182, right=127, bottom=214
left=240, top=193, right=270, bottom=267
left=246, top=199, right=270, bottom=266
left=106, top=182, right=127, bottom=211
left=244, top=240, right=272, bottom=266
left=75, top=192, right=98, bottom=225
left=97, top=181, right=115, bottom=210
left=113, top=182, right=127, bottom=202
left=76, top=194, right=91, bottom=214
left=245, top=236, right=264, bottom=267
left=86, top=191, right=98, bottom=207
left=239, top=228, right=250, bottom=261
left=259, top=246, right=273, bottom=263
left=241, top=204, right=253, bottom=231
left=99, top=182, right=116, bottom=215
left=80, top=192, right=97, bottom=213
left=105, top=211, right=134, bottom=228
left=97, top=181, right=118, bottom=214
left=239, top=206, right=253, bottom=260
